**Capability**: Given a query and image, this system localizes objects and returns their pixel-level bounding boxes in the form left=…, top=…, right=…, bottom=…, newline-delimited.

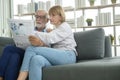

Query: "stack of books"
left=77, top=16, right=84, bottom=27
left=114, top=15, right=120, bottom=25
left=54, top=0, right=62, bottom=6
left=96, top=12, right=111, bottom=26
left=46, top=1, right=52, bottom=11
left=17, top=0, right=64, bottom=15
left=27, top=2, right=38, bottom=13
left=66, top=19, right=75, bottom=28
left=101, top=0, right=108, bottom=5
left=37, top=1, right=45, bottom=10
left=75, top=0, right=86, bottom=9
left=17, top=4, right=27, bottom=14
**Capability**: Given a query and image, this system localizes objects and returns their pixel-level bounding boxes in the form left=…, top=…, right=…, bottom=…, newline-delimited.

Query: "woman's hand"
left=29, top=35, right=44, bottom=46
left=46, top=28, right=52, bottom=32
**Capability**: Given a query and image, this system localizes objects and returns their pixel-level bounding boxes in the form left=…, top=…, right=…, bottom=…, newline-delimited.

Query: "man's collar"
left=35, top=26, right=46, bottom=32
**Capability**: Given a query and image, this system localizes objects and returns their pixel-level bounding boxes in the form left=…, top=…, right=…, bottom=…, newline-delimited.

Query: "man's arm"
left=29, top=35, right=46, bottom=47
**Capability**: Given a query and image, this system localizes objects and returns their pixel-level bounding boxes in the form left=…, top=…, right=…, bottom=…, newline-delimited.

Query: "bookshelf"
left=74, top=2, right=120, bottom=56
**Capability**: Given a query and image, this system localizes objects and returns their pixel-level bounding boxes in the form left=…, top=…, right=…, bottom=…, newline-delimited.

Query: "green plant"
left=111, top=0, right=117, bottom=4
left=109, top=34, right=114, bottom=44
left=86, top=18, right=93, bottom=22
left=86, top=18, right=93, bottom=26
left=88, top=0, right=96, bottom=6
left=88, top=0, right=96, bottom=2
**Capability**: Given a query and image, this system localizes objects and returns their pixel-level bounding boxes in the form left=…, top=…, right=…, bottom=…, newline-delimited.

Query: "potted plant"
left=109, top=34, right=114, bottom=44
left=111, top=0, right=117, bottom=4
left=88, top=0, right=96, bottom=6
left=118, top=35, right=120, bottom=45
left=86, top=18, right=93, bottom=26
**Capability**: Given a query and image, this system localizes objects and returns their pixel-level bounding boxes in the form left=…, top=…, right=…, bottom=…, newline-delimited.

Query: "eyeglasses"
left=35, top=15, right=46, bottom=19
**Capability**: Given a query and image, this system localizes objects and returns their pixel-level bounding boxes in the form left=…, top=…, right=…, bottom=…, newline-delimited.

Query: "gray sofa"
left=0, top=28, right=120, bottom=80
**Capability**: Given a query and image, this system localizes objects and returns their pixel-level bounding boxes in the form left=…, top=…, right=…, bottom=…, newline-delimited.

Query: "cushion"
left=74, top=28, right=105, bottom=60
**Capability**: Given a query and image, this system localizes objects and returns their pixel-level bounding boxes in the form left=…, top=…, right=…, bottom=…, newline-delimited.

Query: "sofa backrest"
left=74, top=28, right=112, bottom=61
left=0, top=28, right=112, bottom=60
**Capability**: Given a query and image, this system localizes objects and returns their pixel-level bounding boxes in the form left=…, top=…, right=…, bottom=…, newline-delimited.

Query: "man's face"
left=35, top=11, right=48, bottom=29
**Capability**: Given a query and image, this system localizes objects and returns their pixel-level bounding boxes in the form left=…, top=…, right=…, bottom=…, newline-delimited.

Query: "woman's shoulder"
left=59, top=22, right=72, bottom=32
left=61, top=22, right=70, bottom=27
left=62, top=22, right=67, bottom=24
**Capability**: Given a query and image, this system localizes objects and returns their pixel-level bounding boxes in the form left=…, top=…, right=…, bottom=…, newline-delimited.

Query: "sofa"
left=0, top=28, right=120, bottom=80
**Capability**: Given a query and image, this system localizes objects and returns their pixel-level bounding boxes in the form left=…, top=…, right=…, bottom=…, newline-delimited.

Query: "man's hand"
left=29, top=35, right=44, bottom=46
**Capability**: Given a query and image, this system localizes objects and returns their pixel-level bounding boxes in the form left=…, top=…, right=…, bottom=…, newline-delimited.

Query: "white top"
left=34, top=22, right=77, bottom=54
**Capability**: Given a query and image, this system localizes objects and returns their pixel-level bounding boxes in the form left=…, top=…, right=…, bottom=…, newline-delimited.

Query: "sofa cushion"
left=74, top=28, right=105, bottom=60
left=43, top=57, right=120, bottom=80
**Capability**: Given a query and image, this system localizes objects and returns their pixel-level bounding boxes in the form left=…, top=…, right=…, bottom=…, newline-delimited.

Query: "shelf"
left=14, top=13, right=35, bottom=16
left=76, top=3, right=120, bottom=10
left=14, top=8, right=75, bottom=16
left=63, top=6, right=74, bottom=12
left=86, top=3, right=120, bottom=9
left=63, top=3, right=120, bottom=11
left=112, top=44, right=120, bottom=47
left=77, top=24, right=120, bottom=28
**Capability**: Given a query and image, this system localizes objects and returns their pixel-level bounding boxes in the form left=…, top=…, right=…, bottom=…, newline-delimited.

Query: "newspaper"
left=8, top=19, right=35, bottom=49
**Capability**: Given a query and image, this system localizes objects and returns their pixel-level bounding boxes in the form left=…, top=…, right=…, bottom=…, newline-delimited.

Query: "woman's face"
left=49, top=14, right=62, bottom=26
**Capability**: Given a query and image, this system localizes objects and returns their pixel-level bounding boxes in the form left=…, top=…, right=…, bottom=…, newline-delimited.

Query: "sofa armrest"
left=104, top=36, right=112, bottom=57
left=0, top=37, right=14, bottom=56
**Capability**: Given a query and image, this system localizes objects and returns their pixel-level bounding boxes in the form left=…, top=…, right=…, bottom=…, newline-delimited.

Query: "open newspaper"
left=8, top=19, right=35, bottom=49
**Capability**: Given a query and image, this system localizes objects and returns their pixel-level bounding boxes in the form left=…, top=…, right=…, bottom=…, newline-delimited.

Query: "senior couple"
left=0, top=5, right=77, bottom=80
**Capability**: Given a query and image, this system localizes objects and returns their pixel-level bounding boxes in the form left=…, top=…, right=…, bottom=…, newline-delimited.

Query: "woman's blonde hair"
left=49, top=5, right=65, bottom=22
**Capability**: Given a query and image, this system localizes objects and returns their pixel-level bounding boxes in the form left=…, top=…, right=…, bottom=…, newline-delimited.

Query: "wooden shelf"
left=63, top=3, right=120, bottom=11
left=76, top=3, right=120, bottom=10
left=112, top=44, right=120, bottom=47
left=63, top=6, right=74, bottom=12
left=14, top=13, right=35, bottom=16
left=77, top=24, right=120, bottom=28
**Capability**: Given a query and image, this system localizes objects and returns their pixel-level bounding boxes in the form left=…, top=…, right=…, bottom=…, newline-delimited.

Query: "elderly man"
left=0, top=10, right=51, bottom=80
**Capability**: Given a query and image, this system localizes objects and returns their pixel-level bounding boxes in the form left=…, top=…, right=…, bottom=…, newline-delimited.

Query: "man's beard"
left=36, top=23, right=42, bottom=28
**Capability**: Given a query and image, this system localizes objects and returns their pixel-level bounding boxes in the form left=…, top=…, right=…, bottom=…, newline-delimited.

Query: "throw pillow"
left=74, top=28, right=105, bottom=60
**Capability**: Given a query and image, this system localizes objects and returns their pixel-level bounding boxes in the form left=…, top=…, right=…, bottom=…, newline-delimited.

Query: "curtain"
left=0, top=0, right=13, bottom=37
